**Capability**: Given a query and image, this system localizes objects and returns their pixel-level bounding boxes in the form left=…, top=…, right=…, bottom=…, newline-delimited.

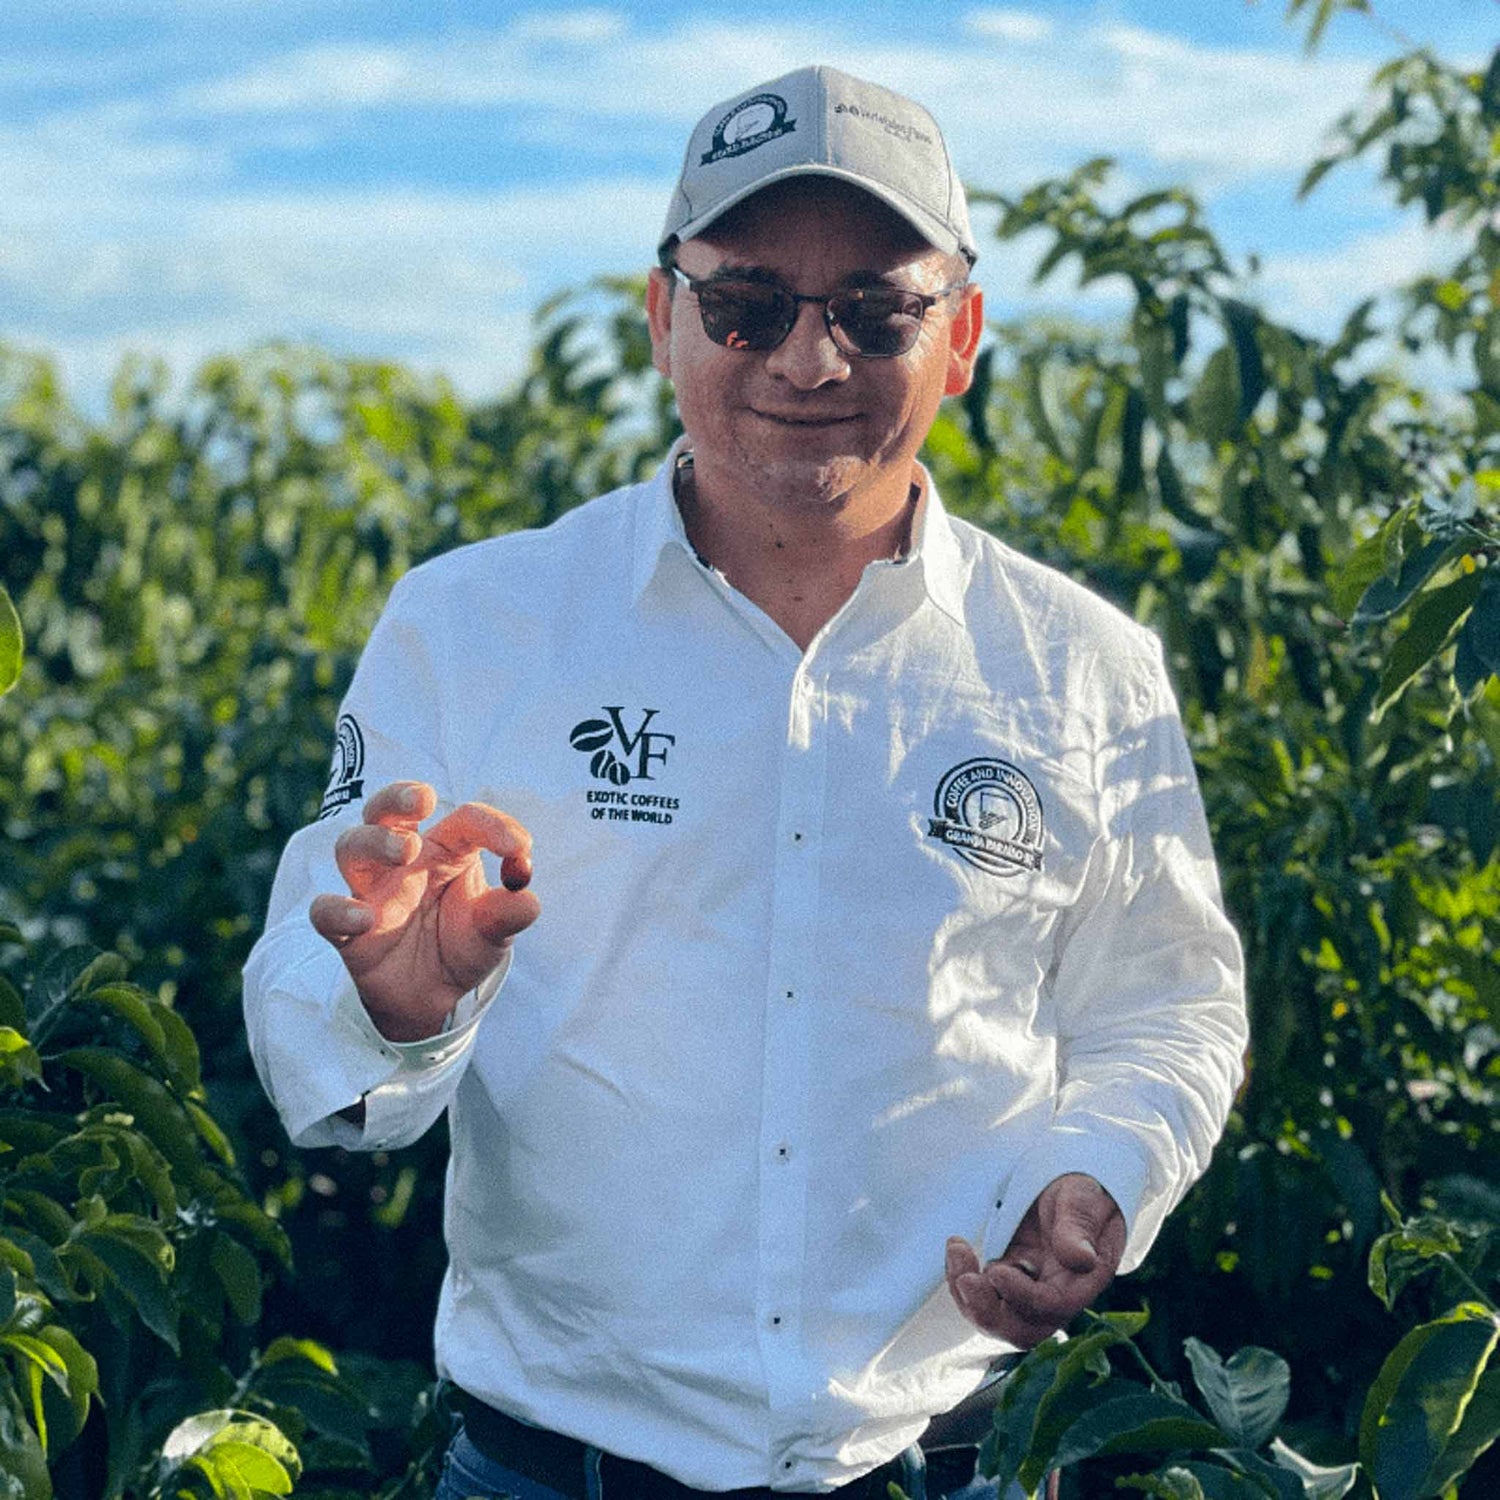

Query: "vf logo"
left=569, top=707, right=675, bottom=786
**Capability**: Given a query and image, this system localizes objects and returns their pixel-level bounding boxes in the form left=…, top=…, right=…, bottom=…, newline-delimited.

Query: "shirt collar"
left=629, top=439, right=968, bottom=629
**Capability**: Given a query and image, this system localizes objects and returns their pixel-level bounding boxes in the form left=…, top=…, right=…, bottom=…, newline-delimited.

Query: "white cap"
left=659, top=65, right=977, bottom=264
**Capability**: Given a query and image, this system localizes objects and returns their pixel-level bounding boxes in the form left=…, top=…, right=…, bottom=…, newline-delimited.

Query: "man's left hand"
left=945, top=1174, right=1125, bottom=1346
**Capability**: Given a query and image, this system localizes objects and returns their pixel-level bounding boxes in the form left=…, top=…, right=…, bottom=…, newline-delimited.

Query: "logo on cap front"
left=701, top=93, right=796, bottom=165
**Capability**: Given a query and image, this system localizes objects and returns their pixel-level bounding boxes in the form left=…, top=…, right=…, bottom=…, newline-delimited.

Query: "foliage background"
left=0, top=9, right=1495, bottom=1496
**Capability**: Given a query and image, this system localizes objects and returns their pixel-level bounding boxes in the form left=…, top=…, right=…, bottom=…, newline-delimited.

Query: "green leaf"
left=0, top=977, right=25, bottom=1033
left=1117, top=1466, right=1209, bottom=1498
left=262, top=1336, right=338, bottom=1375
left=209, top=1231, right=262, bottom=1325
left=65, top=952, right=129, bottom=1001
left=0, top=585, right=22, bottom=698
left=34, top=1325, right=98, bottom=1449
left=82, top=983, right=164, bottom=1046
left=1119, top=387, right=1147, bottom=498
left=1420, top=1359, right=1500, bottom=1496
left=1371, top=569, right=1483, bottom=720
left=1018, top=1313, right=1153, bottom=1489
left=0, top=1029, right=42, bottom=1088
left=1183, top=1339, right=1290, bottom=1450
left=2, top=1232, right=67, bottom=1303
left=71, top=1225, right=179, bottom=1352
left=979, top=1337, right=1071, bottom=1490
left=1047, top=1392, right=1226, bottom=1472
left=1369, top=1217, right=1464, bottom=1312
left=0, top=1398, right=50, bottom=1499
left=1266, top=1438, right=1359, bottom=1499
left=153, top=1002, right=204, bottom=1095
left=191, top=1439, right=294, bottom=1496
left=1358, top=1303, right=1500, bottom=1500
left=186, top=1099, right=237, bottom=1167
left=1022, top=356, right=1064, bottom=460
left=1157, top=446, right=1202, bottom=527
left=1353, top=535, right=1466, bottom=623
left=1189, top=345, right=1242, bottom=448
left=1454, top=570, right=1500, bottom=696
left=1215, top=1446, right=1314, bottom=1500
left=57, top=1049, right=201, bottom=1172
left=160, top=1410, right=302, bottom=1496
left=251, top=1364, right=372, bottom=1453
left=0, top=1332, right=71, bottom=1391
left=1332, top=523, right=1398, bottom=620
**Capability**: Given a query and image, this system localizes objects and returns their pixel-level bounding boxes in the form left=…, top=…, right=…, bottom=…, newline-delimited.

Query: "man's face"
left=646, top=179, right=983, bottom=518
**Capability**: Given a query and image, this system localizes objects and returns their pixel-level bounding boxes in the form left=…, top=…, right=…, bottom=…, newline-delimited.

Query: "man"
left=244, top=66, right=1246, bottom=1500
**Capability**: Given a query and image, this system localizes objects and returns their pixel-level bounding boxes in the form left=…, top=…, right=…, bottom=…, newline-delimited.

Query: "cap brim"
left=662, top=162, right=971, bottom=260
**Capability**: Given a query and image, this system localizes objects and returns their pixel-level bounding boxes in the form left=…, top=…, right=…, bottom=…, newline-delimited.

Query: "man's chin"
left=753, top=456, right=869, bottom=512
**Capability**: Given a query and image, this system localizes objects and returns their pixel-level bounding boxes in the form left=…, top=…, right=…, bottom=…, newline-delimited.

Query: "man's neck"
left=674, top=452, right=921, bottom=651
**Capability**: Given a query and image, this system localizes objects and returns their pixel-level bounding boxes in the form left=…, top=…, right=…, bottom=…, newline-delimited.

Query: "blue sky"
left=2, top=1, right=1494, bottom=409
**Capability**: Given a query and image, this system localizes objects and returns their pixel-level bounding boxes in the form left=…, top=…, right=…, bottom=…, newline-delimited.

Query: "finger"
left=310, top=893, right=374, bottom=947
left=422, top=802, right=533, bottom=869
left=945, top=1237, right=982, bottom=1281
left=362, top=781, right=437, bottom=828
left=335, top=824, right=420, bottom=895
left=469, top=884, right=543, bottom=945
left=1051, top=1217, right=1102, bottom=1276
left=1047, top=1187, right=1125, bottom=1276
left=950, top=1271, right=1057, bottom=1346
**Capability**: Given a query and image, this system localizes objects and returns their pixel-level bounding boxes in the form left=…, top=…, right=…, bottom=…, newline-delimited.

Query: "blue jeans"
left=434, top=1426, right=1004, bottom=1499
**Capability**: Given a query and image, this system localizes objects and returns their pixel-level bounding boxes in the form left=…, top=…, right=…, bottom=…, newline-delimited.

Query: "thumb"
left=1047, top=1186, right=1106, bottom=1274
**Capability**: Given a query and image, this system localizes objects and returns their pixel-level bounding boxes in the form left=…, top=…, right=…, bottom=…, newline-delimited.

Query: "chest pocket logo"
left=927, top=758, right=1044, bottom=876
left=569, top=707, right=676, bottom=786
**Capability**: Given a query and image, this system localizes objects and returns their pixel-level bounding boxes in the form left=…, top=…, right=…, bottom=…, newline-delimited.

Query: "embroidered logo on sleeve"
left=928, top=758, right=1044, bottom=876
left=317, top=714, right=366, bottom=820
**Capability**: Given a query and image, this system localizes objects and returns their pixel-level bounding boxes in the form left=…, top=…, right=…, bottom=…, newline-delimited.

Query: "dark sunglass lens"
left=696, top=283, right=792, bottom=351
left=829, top=291, right=925, bottom=357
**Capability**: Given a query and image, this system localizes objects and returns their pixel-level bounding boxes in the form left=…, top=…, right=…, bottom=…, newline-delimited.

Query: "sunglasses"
left=668, top=266, right=967, bottom=359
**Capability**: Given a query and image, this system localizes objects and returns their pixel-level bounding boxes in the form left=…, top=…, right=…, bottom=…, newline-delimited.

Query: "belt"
left=457, top=1394, right=981, bottom=1499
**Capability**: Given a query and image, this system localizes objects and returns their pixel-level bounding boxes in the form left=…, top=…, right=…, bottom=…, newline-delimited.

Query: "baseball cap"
left=659, top=66, right=977, bottom=264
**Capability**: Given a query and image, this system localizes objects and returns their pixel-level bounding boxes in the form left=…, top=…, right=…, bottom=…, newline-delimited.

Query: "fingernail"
left=502, top=855, right=532, bottom=892
left=399, top=786, right=419, bottom=811
left=348, top=907, right=373, bottom=932
left=945, top=1242, right=962, bottom=1276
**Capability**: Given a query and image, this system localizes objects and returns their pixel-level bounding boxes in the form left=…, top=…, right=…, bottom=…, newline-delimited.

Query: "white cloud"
left=1253, top=219, right=1467, bottom=334
left=171, top=12, right=1374, bottom=202
left=0, top=178, right=665, bottom=410
left=966, top=9, right=1054, bottom=44
left=509, top=8, right=629, bottom=44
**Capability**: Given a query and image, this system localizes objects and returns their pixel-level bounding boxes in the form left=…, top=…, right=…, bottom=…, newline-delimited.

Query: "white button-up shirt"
left=243, top=449, right=1246, bottom=1493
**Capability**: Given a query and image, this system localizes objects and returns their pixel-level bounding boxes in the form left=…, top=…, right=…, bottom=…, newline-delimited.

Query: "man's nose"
left=763, top=301, right=850, bottom=388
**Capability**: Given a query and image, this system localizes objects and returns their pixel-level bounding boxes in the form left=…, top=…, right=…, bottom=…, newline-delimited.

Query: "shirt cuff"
left=979, top=1125, right=1152, bottom=1270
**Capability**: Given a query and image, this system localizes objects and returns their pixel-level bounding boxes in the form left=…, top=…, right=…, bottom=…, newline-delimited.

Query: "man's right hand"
left=309, top=781, right=541, bottom=1041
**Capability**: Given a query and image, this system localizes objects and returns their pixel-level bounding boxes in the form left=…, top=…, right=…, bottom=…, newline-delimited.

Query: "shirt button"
left=784, top=988, right=796, bottom=1001
left=774, top=1143, right=791, bottom=1162
left=769, top=1313, right=784, bottom=1329
left=792, top=831, right=804, bottom=844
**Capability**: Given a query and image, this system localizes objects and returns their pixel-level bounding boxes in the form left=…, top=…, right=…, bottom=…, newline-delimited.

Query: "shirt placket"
left=756, top=651, right=829, bottom=1450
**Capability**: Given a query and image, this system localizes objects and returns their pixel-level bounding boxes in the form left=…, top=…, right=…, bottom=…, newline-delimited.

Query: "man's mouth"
left=752, top=410, right=859, bottom=427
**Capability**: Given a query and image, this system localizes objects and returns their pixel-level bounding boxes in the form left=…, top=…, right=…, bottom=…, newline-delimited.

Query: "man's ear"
left=646, top=268, right=675, bottom=379
left=944, top=283, right=985, bottom=398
